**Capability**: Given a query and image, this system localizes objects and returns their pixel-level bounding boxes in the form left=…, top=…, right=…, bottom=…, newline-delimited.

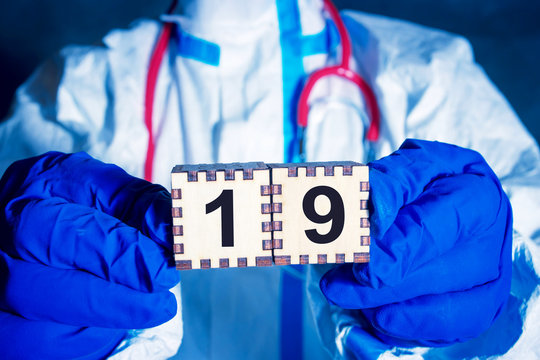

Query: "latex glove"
left=0, top=152, right=180, bottom=359
left=320, top=139, right=512, bottom=349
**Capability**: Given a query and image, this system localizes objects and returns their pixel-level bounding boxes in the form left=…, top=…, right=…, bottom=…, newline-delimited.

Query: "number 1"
left=206, top=190, right=234, bottom=247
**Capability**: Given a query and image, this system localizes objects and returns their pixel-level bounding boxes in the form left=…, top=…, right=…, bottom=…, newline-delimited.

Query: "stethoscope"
left=143, top=0, right=380, bottom=182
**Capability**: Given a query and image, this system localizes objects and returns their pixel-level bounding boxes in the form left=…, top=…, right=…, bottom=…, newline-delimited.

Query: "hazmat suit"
left=0, top=0, right=539, bottom=359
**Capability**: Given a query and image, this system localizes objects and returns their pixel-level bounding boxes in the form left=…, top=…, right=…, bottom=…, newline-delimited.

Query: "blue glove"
left=0, top=152, right=180, bottom=359
left=320, top=139, right=512, bottom=350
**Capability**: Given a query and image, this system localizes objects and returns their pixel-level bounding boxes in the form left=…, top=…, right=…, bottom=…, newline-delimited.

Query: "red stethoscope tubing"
left=143, top=1, right=177, bottom=182
left=144, top=22, right=173, bottom=182
left=298, top=0, right=380, bottom=141
left=143, top=0, right=380, bottom=182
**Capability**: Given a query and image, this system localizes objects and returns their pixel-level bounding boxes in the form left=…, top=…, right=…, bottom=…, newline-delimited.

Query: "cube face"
left=271, top=163, right=370, bottom=265
left=172, top=163, right=272, bottom=270
left=171, top=161, right=369, bottom=270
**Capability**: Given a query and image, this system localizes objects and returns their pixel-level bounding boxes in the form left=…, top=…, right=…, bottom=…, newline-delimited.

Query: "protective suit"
left=0, top=0, right=539, bottom=358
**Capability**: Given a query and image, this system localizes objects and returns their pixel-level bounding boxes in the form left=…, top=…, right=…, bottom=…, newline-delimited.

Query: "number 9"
left=302, top=186, right=345, bottom=244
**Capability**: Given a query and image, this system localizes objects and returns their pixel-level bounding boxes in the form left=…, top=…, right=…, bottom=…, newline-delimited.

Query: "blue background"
left=0, top=0, right=539, bottom=144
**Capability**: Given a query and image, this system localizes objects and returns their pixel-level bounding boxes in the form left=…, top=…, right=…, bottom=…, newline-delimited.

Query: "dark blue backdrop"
left=1, top=0, right=539, bottom=143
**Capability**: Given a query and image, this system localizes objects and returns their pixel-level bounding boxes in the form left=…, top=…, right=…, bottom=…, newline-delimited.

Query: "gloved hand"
left=320, top=139, right=513, bottom=350
left=0, top=152, right=180, bottom=359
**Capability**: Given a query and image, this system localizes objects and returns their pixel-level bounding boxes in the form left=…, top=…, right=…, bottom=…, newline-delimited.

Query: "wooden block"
left=172, top=162, right=273, bottom=270
left=269, top=162, right=369, bottom=265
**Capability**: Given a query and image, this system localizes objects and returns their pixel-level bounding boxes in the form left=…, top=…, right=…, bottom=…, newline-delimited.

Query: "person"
left=0, top=0, right=539, bottom=359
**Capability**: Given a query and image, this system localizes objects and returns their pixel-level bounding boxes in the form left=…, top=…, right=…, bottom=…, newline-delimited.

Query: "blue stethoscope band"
left=170, top=25, right=221, bottom=66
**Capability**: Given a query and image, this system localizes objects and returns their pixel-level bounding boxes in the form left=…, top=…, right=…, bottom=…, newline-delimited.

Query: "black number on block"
left=206, top=190, right=234, bottom=247
left=302, top=186, right=345, bottom=244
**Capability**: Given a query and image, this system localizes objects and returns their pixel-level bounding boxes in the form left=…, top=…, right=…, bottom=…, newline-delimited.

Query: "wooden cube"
left=269, top=162, right=370, bottom=265
left=171, top=163, right=273, bottom=270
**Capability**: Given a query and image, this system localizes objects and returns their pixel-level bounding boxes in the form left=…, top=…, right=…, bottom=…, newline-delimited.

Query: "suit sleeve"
left=0, top=45, right=110, bottom=174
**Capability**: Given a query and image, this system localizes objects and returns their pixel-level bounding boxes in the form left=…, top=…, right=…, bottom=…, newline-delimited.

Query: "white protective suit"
left=1, top=0, right=539, bottom=359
